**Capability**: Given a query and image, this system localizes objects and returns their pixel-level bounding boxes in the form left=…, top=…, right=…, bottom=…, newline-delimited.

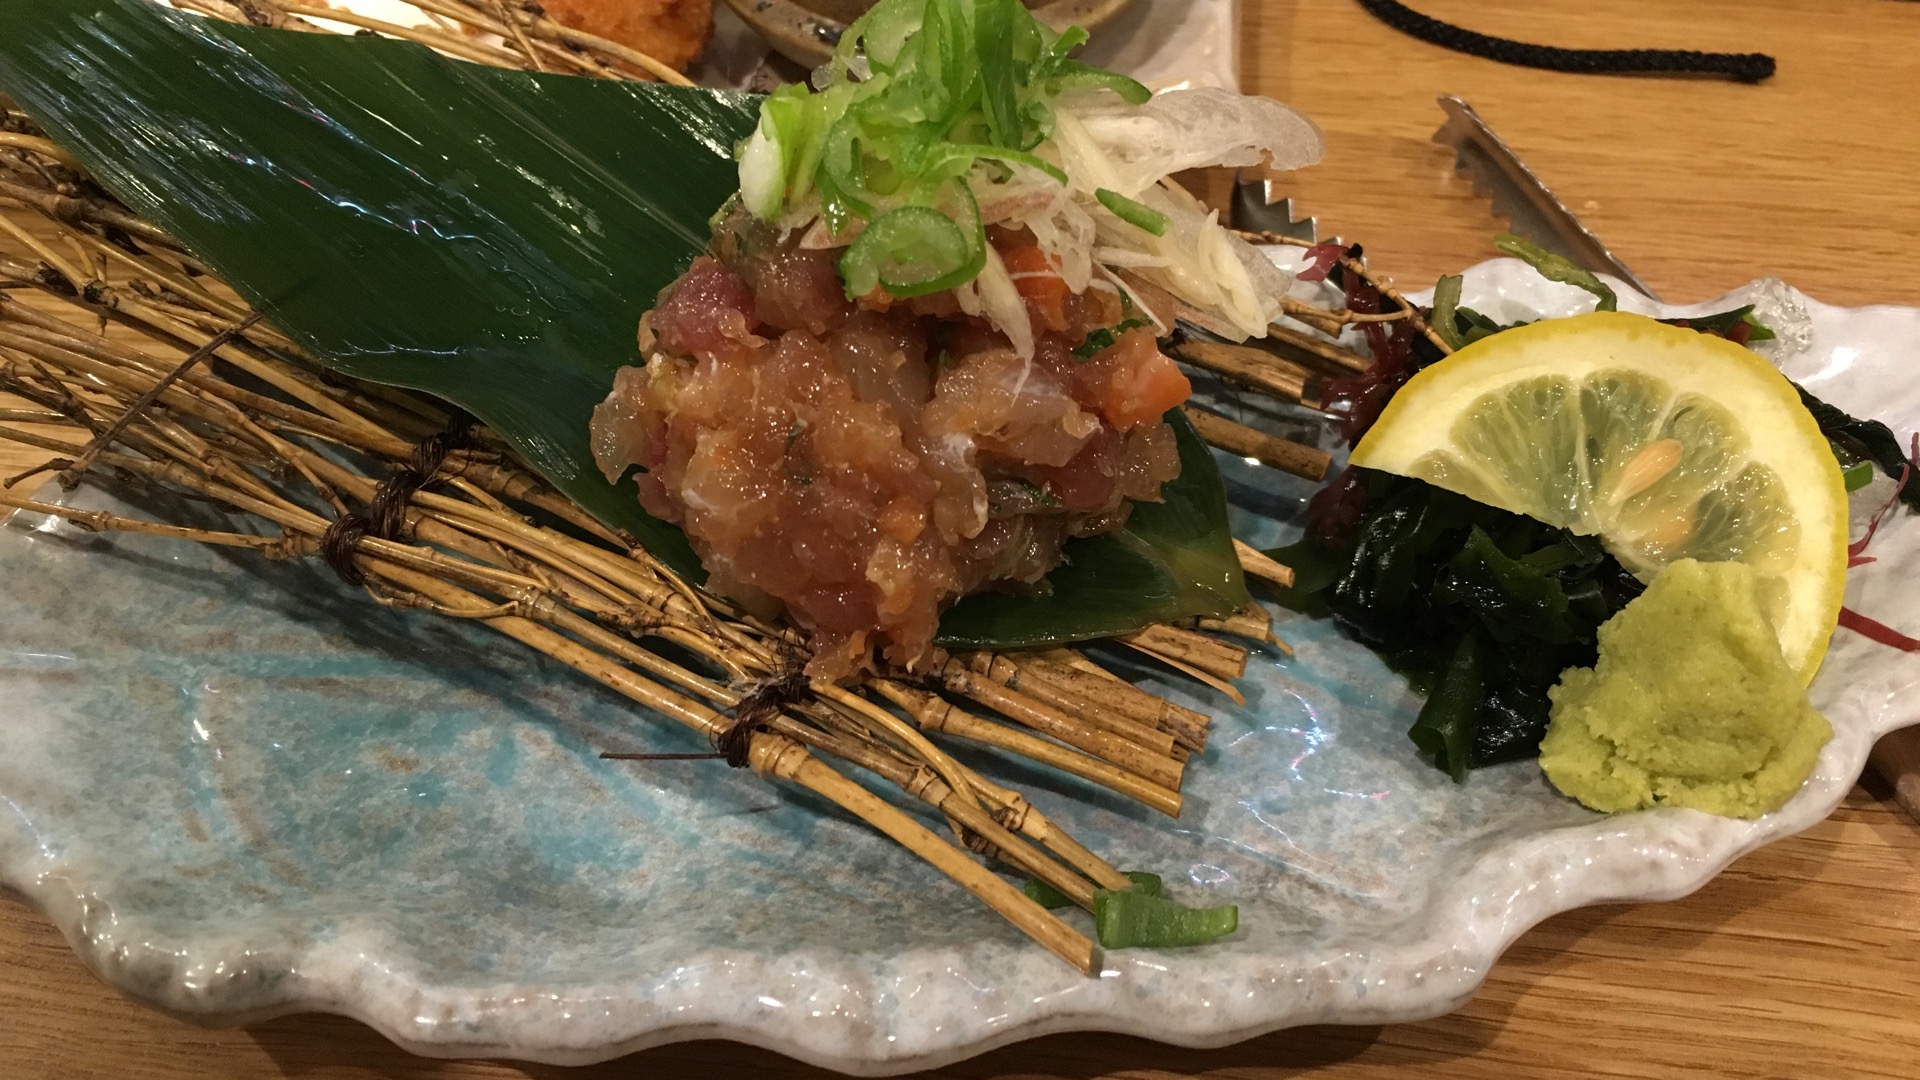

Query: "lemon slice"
left=1351, top=311, right=1847, bottom=682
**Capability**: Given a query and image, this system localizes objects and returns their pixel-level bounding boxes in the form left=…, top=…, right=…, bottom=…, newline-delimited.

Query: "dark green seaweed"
left=1269, top=471, right=1645, bottom=780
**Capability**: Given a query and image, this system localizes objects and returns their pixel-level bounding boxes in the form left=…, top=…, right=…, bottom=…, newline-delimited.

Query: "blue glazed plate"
left=1, top=260, right=1915, bottom=1073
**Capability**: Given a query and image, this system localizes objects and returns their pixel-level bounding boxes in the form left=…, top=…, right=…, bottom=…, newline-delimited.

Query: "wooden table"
left=5, top=1, right=1919, bottom=1076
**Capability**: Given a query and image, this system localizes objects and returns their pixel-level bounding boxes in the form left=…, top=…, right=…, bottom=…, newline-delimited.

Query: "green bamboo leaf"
left=0, top=0, right=752, bottom=574
left=936, top=410, right=1247, bottom=647
left=0, top=0, right=1248, bottom=644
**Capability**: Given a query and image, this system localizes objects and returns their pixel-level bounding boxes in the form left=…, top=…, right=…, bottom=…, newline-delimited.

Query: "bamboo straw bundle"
left=0, top=1, right=1417, bottom=967
left=0, top=135, right=1282, bottom=971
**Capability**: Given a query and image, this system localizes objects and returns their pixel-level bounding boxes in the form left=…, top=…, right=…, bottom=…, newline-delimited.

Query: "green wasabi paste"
left=1539, top=559, right=1831, bottom=819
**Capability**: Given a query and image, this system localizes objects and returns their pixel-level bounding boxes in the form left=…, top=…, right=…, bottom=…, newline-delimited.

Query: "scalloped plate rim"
left=3, top=258, right=1916, bottom=1074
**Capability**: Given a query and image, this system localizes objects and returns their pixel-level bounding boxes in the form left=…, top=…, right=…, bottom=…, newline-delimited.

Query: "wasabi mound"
left=1539, top=558, right=1830, bottom=818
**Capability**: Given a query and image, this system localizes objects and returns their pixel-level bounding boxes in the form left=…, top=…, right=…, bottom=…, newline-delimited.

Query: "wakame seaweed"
left=1267, top=470, right=1646, bottom=781
left=1292, top=240, right=1906, bottom=781
left=1796, top=386, right=1920, bottom=511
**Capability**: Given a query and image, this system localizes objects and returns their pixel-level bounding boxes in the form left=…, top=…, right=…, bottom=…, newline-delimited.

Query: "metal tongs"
left=1233, top=95, right=1659, bottom=300
left=1429, top=95, right=1660, bottom=300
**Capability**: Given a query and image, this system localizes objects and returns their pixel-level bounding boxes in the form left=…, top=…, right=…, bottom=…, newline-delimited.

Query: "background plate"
left=1, top=259, right=1915, bottom=1073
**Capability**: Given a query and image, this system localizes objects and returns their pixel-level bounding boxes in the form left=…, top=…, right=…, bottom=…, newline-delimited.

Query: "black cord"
left=1357, top=0, right=1775, bottom=83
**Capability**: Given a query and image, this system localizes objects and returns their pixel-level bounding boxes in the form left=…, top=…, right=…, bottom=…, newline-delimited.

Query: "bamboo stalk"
left=935, top=666, right=1186, bottom=791
left=60, top=226, right=256, bottom=325
left=258, top=0, right=532, bottom=68
left=0, top=177, right=180, bottom=249
left=871, top=681, right=1182, bottom=817
left=397, top=0, right=611, bottom=77
left=59, top=312, right=263, bottom=487
left=1260, top=321, right=1373, bottom=376
left=0, top=133, right=79, bottom=170
left=0, top=300, right=418, bottom=457
left=489, top=0, right=549, bottom=72
left=780, top=704, right=1104, bottom=910
left=114, top=296, right=399, bottom=441
left=1233, top=539, right=1297, bottom=590
left=969, top=786, right=1132, bottom=892
left=0, top=407, right=64, bottom=425
left=501, top=3, right=696, bottom=86
left=0, top=491, right=286, bottom=550
left=1281, top=296, right=1406, bottom=325
left=1014, top=652, right=1213, bottom=752
left=1170, top=338, right=1311, bottom=402
left=1182, top=595, right=1274, bottom=638
left=930, top=764, right=1130, bottom=889
left=1183, top=406, right=1332, bottom=481
left=293, top=450, right=739, bottom=668
left=0, top=254, right=42, bottom=286
left=954, top=652, right=1182, bottom=757
left=1115, top=624, right=1250, bottom=682
left=1033, top=648, right=1129, bottom=684
left=810, top=680, right=988, bottom=809
left=753, top=738, right=1097, bottom=974
left=1121, top=645, right=1245, bottom=705
left=0, top=213, right=87, bottom=287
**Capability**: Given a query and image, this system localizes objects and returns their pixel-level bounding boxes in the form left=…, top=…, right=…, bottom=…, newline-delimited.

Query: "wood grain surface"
left=4, top=1, right=1920, bottom=1077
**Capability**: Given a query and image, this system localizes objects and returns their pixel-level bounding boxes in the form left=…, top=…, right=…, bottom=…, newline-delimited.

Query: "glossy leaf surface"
left=936, top=410, right=1247, bottom=647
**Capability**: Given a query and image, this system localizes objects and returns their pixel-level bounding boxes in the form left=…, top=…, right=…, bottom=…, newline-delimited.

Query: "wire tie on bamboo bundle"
left=319, top=408, right=474, bottom=585
left=712, top=668, right=809, bottom=768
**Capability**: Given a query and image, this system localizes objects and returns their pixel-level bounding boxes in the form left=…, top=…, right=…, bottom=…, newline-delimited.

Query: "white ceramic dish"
left=2, top=256, right=1914, bottom=1073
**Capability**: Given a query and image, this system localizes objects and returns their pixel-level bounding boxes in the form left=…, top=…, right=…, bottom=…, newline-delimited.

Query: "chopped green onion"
left=929, top=142, right=1067, bottom=184
left=818, top=117, right=875, bottom=232
left=1072, top=316, right=1149, bottom=359
left=975, top=0, right=1020, bottom=149
left=1493, top=233, right=1617, bottom=312
left=1022, top=869, right=1162, bottom=909
left=737, top=127, right=784, bottom=220
left=1096, top=188, right=1168, bottom=236
left=1093, top=887, right=1237, bottom=948
left=838, top=0, right=924, bottom=75
left=1045, top=59, right=1152, bottom=104
left=912, top=0, right=978, bottom=125
left=1843, top=459, right=1876, bottom=492
left=745, top=0, right=1154, bottom=297
left=1024, top=872, right=1242, bottom=949
left=1023, top=877, right=1071, bottom=908
left=1430, top=273, right=1466, bottom=351
left=840, top=202, right=983, bottom=298
left=1034, top=25, right=1089, bottom=77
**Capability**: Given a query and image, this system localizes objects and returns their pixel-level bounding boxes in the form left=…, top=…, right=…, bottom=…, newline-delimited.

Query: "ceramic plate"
left=2, top=257, right=1915, bottom=1073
